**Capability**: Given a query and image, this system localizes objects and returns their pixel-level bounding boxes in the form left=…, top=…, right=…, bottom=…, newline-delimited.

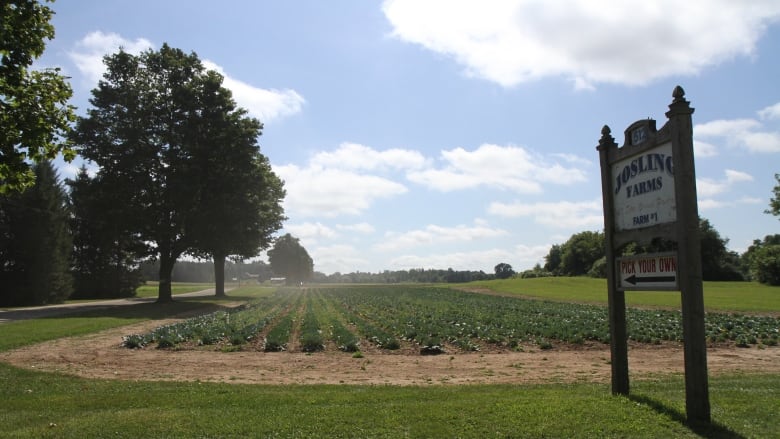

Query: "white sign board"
left=617, top=253, right=678, bottom=290
left=612, top=142, right=676, bottom=231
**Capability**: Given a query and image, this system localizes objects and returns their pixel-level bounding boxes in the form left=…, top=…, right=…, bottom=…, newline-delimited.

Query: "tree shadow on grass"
left=629, top=394, right=745, bottom=439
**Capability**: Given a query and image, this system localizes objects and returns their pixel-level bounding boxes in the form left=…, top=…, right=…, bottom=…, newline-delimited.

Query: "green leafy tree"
left=767, top=173, right=780, bottom=219
left=559, top=231, right=605, bottom=276
left=183, top=72, right=286, bottom=296
left=268, top=234, right=313, bottom=285
left=698, top=218, right=743, bottom=281
left=742, top=235, right=780, bottom=285
left=71, top=44, right=232, bottom=302
left=1, top=0, right=76, bottom=194
left=543, top=244, right=563, bottom=275
left=0, top=161, right=72, bottom=305
left=67, top=167, right=143, bottom=298
left=494, top=262, right=515, bottom=279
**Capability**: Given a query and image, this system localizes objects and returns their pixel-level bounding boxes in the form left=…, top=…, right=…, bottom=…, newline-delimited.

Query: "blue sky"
left=39, top=0, right=780, bottom=274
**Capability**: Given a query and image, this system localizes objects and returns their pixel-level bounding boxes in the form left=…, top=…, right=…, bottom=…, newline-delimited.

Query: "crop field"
left=122, top=285, right=780, bottom=353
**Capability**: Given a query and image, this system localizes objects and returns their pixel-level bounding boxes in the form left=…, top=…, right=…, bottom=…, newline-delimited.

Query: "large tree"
left=767, top=173, right=780, bottom=219
left=71, top=45, right=225, bottom=302
left=268, top=234, right=313, bottom=285
left=559, top=231, right=605, bottom=276
left=0, top=161, right=72, bottom=305
left=67, top=167, right=143, bottom=299
left=185, top=72, right=286, bottom=296
left=494, top=262, right=515, bottom=279
left=698, top=218, right=743, bottom=281
left=1, top=0, right=76, bottom=194
left=742, top=235, right=780, bottom=286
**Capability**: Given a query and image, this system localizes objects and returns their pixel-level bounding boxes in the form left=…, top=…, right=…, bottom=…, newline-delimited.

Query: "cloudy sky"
left=40, top=0, right=780, bottom=274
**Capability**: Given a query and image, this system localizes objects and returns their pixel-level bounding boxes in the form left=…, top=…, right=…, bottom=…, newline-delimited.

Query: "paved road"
left=0, top=289, right=219, bottom=324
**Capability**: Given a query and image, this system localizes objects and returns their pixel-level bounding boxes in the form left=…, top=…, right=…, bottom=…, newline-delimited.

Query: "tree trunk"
left=157, top=254, right=175, bottom=303
left=214, top=253, right=226, bottom=297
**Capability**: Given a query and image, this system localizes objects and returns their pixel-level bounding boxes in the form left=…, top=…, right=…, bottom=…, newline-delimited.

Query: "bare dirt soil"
left=2, top=317, right=778, bottom=385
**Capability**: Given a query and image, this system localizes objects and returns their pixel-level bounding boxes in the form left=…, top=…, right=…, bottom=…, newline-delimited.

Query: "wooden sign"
left=596, top=86, right=710, bottom=424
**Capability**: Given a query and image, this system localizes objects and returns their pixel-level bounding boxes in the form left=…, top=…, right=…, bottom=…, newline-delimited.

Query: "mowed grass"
left=1, top=362, right=776, bottom=438
left=1, top=282, right=778, bottom=437
left=134, top=282, right=222, bottom=298
left=0, top=285, right=275, bottom=352
left=467, top=277, right=780, bottom=313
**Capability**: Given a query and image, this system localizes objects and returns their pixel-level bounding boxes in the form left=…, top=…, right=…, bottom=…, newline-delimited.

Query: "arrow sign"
left=624, top=274, right=676, bottom=286
left=617, top=253, right=678, bottom=291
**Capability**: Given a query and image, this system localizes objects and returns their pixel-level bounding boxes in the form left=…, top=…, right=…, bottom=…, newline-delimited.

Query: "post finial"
left=672, top=85, right=686, bottom=103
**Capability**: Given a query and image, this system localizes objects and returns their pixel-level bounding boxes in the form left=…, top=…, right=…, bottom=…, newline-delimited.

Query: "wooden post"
left=597, top=126, right=629, bottom=395
left=666, top=86, right=711, bottom=424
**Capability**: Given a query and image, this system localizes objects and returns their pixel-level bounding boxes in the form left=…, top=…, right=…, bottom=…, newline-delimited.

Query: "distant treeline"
left=139, top=261, right=494, bottom=285
left=313, top=268, right=494, bottom=284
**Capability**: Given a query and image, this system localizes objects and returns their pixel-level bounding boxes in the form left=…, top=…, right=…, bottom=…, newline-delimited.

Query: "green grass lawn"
left=134, top=282, right=223, bottom=298
left=467, top=277, right=780, bottom=313
left=0, top=362, right=775, bottom=438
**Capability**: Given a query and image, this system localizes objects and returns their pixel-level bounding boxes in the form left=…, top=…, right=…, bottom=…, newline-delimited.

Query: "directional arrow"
left=624, top=274, right=676, bottom=285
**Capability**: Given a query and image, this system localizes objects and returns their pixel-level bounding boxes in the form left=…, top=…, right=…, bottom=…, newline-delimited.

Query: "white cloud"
left=488, top=199, right=603, bottom=229
left=697, top=169, right=753, bottom=197
left=283, top=222, right=338, bottom=243
left=383, top=0, right=780, bottom=87
left=310, top=142, right=427, bottom=171
left=274, top=164, right=407, bottom=218
left=738, top=196, right=763, bottom=205
left=698, top=199, right=729, bottom=210
left=758, top=102, right=780, bottom=120
left=725, top=169, right=754, bottom=183
left=743, top=131, right=780, bottom=153
left=376, top=223, right=508, bottom=252
left=68, top=32, right=303, bottom=123
left=695, top=117, right=780, bottom=153
left=336, top=222, right=376, bottom=234
left=698, top=196, right=760, bottom=211
left=513, top=243, right=555, bottom=270
left=203, top=60, right=304, bottom=122
left=407, top=143, right=588, bottom=193
left=693, top=140, right=718, bottom=158
left=68, top=31, right=153, bottom=85
left=309, top=244, right=371, bottom=274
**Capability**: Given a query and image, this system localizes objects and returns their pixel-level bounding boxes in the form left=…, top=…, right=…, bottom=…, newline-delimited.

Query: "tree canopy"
left=494, top=262, right=515, bottom=279
left=1, top=0, right=76, bottom=194
left=268, top=234, right=314, bottom=285
left=71, top=44, right=285, bottom=302
left=67, top=167, right=143, bottom=299
left=0, top=161, right=72, bottom=305
left=183, top=73, right=286, bottom=295
left=767, top=173, right=780, bottom=219
left=540, top=218, right=743, bottom=281
left=742, top=235, right=780, bottom=286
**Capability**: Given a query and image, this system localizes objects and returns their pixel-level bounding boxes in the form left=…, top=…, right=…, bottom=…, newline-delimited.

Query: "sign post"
left=597, top=86, right=710, bottom=424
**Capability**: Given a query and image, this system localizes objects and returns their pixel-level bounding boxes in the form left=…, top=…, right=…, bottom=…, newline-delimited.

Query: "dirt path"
left=2, top=317, right=778, bottom=385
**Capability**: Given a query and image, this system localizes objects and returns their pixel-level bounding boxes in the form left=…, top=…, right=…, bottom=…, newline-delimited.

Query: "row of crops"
left=123, top=285, right=780, bottom=353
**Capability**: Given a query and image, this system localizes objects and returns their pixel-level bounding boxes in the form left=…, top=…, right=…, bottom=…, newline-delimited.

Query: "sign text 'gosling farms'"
left=612, top=142, right=676, bottom=231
